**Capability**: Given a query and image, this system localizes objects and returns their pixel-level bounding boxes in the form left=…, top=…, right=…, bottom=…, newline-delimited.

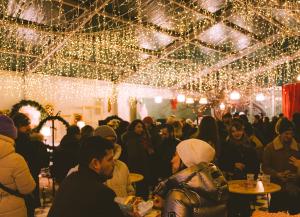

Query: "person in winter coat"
left=219, top=119, right=259, bottom=217
left=219, top=119, right=260, bottom=180
left=153, top=139, right=228, bottom=217
left=156, top=124, right=180, bottom=179
left=68, top=125, right=134, bottom=197
left=52, top=125, right=81, bottom=184
left=0, top=115, right=36, bottom=217
left=122, top=119, right=153, bottom=199
left=262, top=118, right=300, bottom=214
left=11, top=112, right=49, bottom=216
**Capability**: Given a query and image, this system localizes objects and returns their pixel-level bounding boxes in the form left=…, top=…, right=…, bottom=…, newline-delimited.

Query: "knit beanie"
left=176, top=139, right=215, bottom=167
left=278, top=118, right=294, bottom=134
left=0, top=115, right=18, bottom=139
left=94, top=125, right=117, bottom=142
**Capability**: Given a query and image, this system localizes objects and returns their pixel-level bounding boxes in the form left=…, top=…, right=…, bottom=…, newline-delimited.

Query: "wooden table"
left=129, top=173, right=144, bottom=183
left=228, top=180, right=281, bottom=195
left=228, top=180, right=281, bottom=210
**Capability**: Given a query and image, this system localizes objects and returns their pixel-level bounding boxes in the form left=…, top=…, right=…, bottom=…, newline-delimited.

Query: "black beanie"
left=278, top=118, right=294, bottom=134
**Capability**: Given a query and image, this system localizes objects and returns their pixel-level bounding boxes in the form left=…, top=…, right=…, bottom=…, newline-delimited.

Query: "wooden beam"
left=173, top=33, right=283, bottom=88
left=25, top=0, right=112, bottom=73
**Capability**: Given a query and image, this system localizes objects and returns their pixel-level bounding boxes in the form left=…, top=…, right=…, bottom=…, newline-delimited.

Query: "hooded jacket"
left=0, top=135, right=36, bottom=217
left=154, top=139, right=228, bottom=217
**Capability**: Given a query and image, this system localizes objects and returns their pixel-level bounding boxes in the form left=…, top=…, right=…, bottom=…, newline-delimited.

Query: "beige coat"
left=0, top=135, right=36, bottom=217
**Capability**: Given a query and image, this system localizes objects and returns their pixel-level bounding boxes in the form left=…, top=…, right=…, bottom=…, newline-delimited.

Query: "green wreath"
left=10, top=100, right=48, bottom=120
left=34, top=115, right=70, bottom=132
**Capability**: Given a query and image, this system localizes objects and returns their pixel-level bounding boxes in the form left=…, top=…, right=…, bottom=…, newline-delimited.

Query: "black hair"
left=81, top=125, right=94, bottom=138
left=222, top=113, right=232, bottom=119
left=229, top=118, right=245, bottom=132
left=11, top=112, right=30, bottom=127
left=198, top=116, right=219, bottom=149
left=127, top=119, right=146, bottom=132
left=160, top=124, right=175, bottom=134
left=67, top=125, right=80, bottom=136
left=79, top=136, right=114, bottom=167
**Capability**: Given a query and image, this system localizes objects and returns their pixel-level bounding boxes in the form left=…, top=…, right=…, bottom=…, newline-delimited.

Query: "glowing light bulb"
left=77, top=121, right=85, bottom=129
left=219, top=103, right=225, bottom=110
left=186, top=98, right=194, bottom=104
left=297, top=74, right=300, bottom=81
left=230, top=91, right=241, bottom=101
left=177, top=94, right=186, bottom=102
left=154, top=96, right=162, bottom=103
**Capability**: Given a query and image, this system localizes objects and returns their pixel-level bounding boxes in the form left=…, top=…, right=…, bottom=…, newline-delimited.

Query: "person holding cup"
left=262, top=118, right=300, bottom=214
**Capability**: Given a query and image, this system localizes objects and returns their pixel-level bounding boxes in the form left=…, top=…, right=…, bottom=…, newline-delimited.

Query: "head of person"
left=278, top=118, right=294, bottom=145
left=197, top=116, right=219, bottom=146
left=222, top=113, right=232, bottom=125
left=67, top=125, right=81, bottom=140
left=172, top=120, right=183, bottom=139
left=79, top=136, right=115, bottom=180
left=171, top=139, right=215, bottom=174
left=11, top=112, right=31, bottom=134
left=233, top=112, right=240, bottom=119
left=81, top=125, right=94, bottom=139
left=160, top=124, right=175, bottom=140
left=166, top=115, right=176, bottom=125
left=94, top=125, right=121, bottom=160
left=292, top=112, right=300, bottom=127
left=128, top=119, right=146, bottom=135
left=142, top=116, right=154, bottom=129
left=0, top=115, right=18, bottom=140
left=239, top=114, right=249, bottom=124
left=229, top=119, right=245, bottom=141
left=253, top=115, right=261, bottom=124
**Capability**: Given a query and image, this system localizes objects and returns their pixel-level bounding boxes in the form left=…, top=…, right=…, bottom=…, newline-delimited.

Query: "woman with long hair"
left=122, top=119, right=153, bottom=199
left=197, top=116, right=220, bottom=162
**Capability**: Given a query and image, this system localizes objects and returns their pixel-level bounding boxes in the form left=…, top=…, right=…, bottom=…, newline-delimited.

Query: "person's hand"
left=153, top=195, right=164, bottom=210
left=234, top=163, right=245, bottom=171
left=289, top=156, right=300, bottom=168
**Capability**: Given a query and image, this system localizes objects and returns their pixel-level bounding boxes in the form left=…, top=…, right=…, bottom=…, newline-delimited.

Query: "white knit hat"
left=176, top=139, right=215, bottom=167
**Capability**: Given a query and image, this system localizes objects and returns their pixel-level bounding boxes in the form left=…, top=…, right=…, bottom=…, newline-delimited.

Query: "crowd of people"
left=1, top=111, right=300, bottom=217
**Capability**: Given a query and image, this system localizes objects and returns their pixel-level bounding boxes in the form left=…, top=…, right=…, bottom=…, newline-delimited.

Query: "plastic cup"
left=246, top=173, right=255, bottom=187
left=262, top=174, right=270, bottom=185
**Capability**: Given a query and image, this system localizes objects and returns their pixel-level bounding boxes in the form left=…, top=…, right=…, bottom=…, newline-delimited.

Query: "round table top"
left=129, top=173, right=144, bottom=183
left=228, top=180, right=281, bottom=195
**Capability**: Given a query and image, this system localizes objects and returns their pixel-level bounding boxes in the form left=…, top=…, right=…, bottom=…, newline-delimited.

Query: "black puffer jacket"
left=154, top=162, right=228, bottom=217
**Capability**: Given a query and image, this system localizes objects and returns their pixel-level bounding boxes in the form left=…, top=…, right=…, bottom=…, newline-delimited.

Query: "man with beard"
left=157, top=124, right=180, bottom=179
left=263, top=118, right=300, bottom=214
left=11, top=112, right=49, bottom=217
left=48, top=136, right=125, bottom=217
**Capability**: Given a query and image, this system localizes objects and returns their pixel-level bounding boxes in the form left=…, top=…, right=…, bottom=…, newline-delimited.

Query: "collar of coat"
left=273, top=136, right=300, bottom=151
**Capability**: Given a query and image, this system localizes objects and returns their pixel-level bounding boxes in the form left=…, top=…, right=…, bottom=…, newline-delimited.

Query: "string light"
left=0, top=0, right=298, bottom=100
